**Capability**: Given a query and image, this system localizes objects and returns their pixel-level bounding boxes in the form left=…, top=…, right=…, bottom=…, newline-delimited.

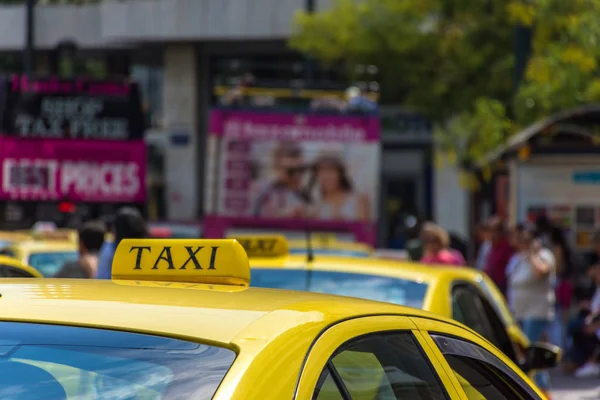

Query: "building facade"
left=0, top=0, right=442, bottom=244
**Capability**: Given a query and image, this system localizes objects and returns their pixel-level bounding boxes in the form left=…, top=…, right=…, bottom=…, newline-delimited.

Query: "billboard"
left=0, top=137, right=146, bottom=203
left=0, top=75, right=147, bottom=208
left=204, top=109, right=380, bottom=245
left=1, top=75, right=145, bottom=140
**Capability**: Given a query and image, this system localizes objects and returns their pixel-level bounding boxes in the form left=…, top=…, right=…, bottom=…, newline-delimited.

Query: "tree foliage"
left=291, top=0, right=600, bottom=166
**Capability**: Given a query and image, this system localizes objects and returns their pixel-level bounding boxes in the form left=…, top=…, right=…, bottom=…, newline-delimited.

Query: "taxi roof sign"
left=111, top=239, right=250, bottom=286
left=230, top=235, right=289, bottom=258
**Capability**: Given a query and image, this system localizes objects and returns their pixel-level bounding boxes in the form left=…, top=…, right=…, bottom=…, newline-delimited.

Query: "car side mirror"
left=522, top=342, right=561, bottom=372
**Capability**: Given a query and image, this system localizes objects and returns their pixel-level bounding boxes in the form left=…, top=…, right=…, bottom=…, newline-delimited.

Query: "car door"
left=296, top=315, right=462, bottom=399
left=413, top=317, right=544, bottom=400
left=450, top=282, right=518, bottom=363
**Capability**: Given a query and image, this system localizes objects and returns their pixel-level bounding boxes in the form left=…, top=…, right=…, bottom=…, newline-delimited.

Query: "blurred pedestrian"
left=573, top=262, right=600, bottom=378
left=535, top=215, right=553, bottom=248
left=549, top=226, right=574, bottom=347
left=96, top=207, right=148, bottom=279
left=405, top=216, right=425, bottom=261
left=345, top=87, right=377, bottom=113
left=483, top=216, right=514, bottom=295
left=55, top=220, right=106, bottom=279
left=584, top=229, right=600, bottom=268
left=562, top=281, right=597, bottom=375
left=474, top=220, right=492, bottom=270
left=420, top=222, right=466, bottom=266
left=506, top=223, right=555, bottom=392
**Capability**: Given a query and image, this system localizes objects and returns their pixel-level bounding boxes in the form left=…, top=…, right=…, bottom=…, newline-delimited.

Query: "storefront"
left=476, top=105, right=600, bottom=254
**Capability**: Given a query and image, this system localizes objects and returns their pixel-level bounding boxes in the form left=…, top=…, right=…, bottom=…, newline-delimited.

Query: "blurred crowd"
left=55, top=207, right=148, bottom=280
left=397, top=212, right=600, bottom=384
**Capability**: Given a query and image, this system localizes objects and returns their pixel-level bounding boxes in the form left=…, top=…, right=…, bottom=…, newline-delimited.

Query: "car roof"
left=0, top=279, right=469, bottom=351
left=251, top=254, right=485, bottom=284
left=8, top=241, right=77, bottom=252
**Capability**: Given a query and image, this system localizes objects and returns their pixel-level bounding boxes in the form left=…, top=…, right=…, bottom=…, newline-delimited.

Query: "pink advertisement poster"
left=204, top=109, right=380, bottom=245
left=0, top=137, right=146, bottom=203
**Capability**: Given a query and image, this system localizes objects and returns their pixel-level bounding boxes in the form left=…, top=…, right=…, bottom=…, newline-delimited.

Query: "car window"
left=0, top=322, right=236, bottom=399
left=313, top=366, right=344, bottom=400
left=27, top=251, right=78, bottom=277
left=451, top=284, right=517, bottom=361
left=451, top=286, right=501, bottom=347
left=313, top=332, right=448, bottom=400
left=251, top=269, right=429, bottom=308
left=0, top=265, right=36, bottom=278
left=431, top=334, right=541, bottom=400
left=477, top=277, right=515, bottom=326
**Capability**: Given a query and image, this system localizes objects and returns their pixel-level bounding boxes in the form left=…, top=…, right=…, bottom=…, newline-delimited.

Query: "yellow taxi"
left=0, top=238, right=554, bottom=399
left=0, top=236, right=77, bottom=277
left=238, top=236, right=552, bottom=376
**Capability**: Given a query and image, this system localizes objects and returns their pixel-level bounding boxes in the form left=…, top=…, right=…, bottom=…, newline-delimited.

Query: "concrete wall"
left=163, top=45, right=199, bottom=220
left=434, top=152, right=469, bottom=240
left=0, top=0, right=334, bottom=51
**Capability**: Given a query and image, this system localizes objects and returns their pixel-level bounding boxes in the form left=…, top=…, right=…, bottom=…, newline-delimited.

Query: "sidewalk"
left=550, top=369, right=600, bottom=399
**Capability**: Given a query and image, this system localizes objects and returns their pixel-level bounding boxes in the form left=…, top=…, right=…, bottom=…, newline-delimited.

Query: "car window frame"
left=430, top=333, right=542, bottom=400
left=0, top=265, right=37, bottom=278
left=0, top=248, right=16, bottom=258
left=295, top=315, right=462, bottom=400
left=450, top=281, right=517, bottom=361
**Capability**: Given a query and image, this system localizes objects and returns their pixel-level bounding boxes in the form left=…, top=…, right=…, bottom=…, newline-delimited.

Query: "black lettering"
left=239, top=239, right=251, bottom=251
left=263, top=239, right=276, bottom=251
left=129, top=246, right=151, bottom=270
left=239, top=239, right=277, bottom=254
left=152, top=246, right=175, bottom=270
left=181, top=246, right=203, bottom=270
left=208, top=246, right=219, bottom=270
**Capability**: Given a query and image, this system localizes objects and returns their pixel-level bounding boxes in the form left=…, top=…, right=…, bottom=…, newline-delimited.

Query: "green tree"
left=291, top=0, right=600, bottom=167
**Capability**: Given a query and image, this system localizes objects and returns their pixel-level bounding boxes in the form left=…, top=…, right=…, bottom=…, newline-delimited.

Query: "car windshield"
left=0, top=322, right=235, bottom=399
left=27, top=252, right=79, bottom=277
left=251, top=269, right=428, bottom=308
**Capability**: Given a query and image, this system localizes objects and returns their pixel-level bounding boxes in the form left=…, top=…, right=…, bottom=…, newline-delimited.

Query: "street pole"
left=24, top=0, right=36, bottom=76
left=514, top=24, right=532, bottom=92
left=304, top=0, right=315, bottom=83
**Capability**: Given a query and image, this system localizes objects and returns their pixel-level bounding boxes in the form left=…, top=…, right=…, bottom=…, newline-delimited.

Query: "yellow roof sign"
left=111, top=239, right=250, bottom=286
left=32, top=229, right=77, bottom=243
left=231, top=235, right=289, bottom=258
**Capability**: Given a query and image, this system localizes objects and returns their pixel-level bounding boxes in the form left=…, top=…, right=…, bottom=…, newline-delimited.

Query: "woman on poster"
left=309, top=152, right=371, bottom=221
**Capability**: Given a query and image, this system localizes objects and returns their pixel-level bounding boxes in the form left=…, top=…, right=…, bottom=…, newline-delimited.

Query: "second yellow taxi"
left=235, top=235, right=559, bottom=377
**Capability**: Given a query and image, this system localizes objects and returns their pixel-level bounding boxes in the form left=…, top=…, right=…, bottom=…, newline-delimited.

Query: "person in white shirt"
left=506, top=223, right=555, bottom=393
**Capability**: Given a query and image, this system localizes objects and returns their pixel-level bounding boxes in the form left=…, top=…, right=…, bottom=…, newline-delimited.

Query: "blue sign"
left=573, top=171, right=600, bottom=184
left=170, top=130, right=190, bottom=146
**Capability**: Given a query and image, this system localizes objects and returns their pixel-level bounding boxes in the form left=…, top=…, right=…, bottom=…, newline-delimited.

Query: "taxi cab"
left=238, top=236, right=554, bottom=375
left=0, top=233, right=77, bottom=277
left=0, top=238, right=553, bottom=399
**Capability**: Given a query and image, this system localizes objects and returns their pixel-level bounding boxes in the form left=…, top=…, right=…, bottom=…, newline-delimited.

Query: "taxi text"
left=129, top=245, right=219, bottom=270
